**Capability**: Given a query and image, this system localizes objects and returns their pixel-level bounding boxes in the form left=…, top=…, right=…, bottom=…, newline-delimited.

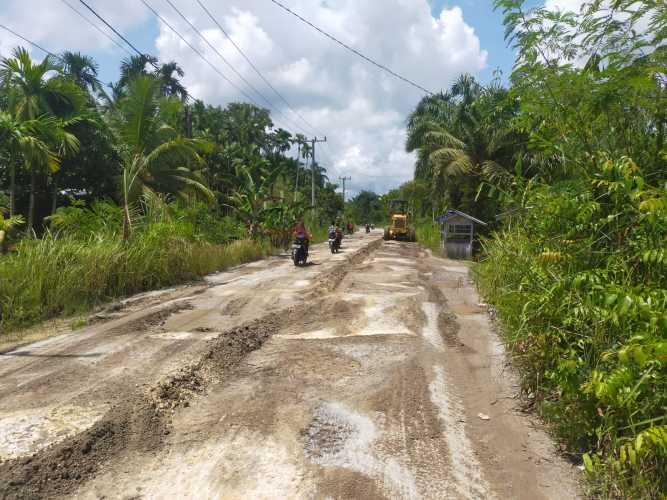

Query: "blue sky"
left=430, top=0, right=514, bottom=82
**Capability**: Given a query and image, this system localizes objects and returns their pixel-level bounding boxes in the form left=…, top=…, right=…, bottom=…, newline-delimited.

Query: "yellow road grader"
left=383, top=200, right=416, bottom=242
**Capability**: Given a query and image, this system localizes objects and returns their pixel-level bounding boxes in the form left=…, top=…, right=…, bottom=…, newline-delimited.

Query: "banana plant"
left=0, top=207, right=24, bottom=253
left=223, top=159, right=283, bottom=238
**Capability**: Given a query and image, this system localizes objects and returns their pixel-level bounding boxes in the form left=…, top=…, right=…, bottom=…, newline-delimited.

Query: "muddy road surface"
left=0, top=232, right=580, bottom=499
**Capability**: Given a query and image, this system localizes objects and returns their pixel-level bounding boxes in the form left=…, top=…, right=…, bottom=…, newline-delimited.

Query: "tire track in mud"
left=0, top=238, right=383, bottom=500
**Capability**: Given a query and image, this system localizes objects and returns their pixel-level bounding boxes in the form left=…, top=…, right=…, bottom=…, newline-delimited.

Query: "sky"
left=0, top=0, right=583, bottom=198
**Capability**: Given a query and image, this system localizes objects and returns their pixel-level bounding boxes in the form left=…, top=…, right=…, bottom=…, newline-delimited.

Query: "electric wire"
left=59, top=2, right=207, bottom=103
left=59, top=0, right=133, bottom=57
left=138, top=0, right=263, bottom=108
left=160, top=0, right=302, bottom=134
left=77, top=0, right=159, bottom=71
left=0, top=24, right=59, bottom=59
left=195, top=0, right=325, bottom=138
left=268, top=0, right=435, bottom=95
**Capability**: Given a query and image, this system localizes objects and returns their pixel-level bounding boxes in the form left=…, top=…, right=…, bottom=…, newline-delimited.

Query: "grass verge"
left=0, top=227, right=271, bottom=335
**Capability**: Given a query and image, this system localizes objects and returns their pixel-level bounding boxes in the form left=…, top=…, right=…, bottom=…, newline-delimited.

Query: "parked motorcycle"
left=292, top=237, right=308, bottom=266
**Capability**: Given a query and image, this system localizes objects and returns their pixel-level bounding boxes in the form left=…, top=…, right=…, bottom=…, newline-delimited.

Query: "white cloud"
left=0, top=0, right=149, bottom=56
left=149, top=0, right=487, bottom=193
left=1, top=0, right=489, bottom=194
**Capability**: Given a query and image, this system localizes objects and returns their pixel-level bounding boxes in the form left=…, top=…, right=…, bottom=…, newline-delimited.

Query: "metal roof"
left=436, top=209, right=487, bottom=226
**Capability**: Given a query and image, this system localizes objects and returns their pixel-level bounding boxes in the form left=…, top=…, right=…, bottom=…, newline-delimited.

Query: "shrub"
left=475, top=156, right=667, bottom=497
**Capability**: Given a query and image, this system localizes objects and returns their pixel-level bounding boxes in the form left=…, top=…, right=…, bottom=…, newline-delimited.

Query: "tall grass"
left=415, top=219, right=441, bottom=253
left=0, top=225, right=269, bottom=333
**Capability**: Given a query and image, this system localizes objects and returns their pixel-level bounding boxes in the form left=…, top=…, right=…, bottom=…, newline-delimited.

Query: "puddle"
left=0, top=404, right=109, bottom=460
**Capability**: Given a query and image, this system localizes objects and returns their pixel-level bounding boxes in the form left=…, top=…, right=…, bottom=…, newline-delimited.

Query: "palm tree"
left=406, top=74, right=518, bottom=212
left=0, top=112, right=53, bottom=217
left=0, top=111, right=77, bottom=229
left=156, top=61, right=187, bottom=101
left=119, top=54, right=157, bottom=88
left=112, top=75, right=213, bottom=240
left=1, top=47, right=84, bottom=230
left=61, top=51, right=101, bottom=95
left=0, top=47, right=75, bottom=121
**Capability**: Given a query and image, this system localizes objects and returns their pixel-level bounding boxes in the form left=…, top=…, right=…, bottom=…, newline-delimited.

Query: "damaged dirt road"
left=0, top=232, right=580, bottom=499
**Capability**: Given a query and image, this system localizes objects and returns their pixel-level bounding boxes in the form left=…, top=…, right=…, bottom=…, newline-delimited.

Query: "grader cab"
left=383, top=200, right=416, bottom=242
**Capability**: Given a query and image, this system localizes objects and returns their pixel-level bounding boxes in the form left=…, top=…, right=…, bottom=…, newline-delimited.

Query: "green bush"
left=415, top=219, right=441, bottom=252
left=0, top=227, right=269, bottom=333
left=475, top=157, right=667, bottom=498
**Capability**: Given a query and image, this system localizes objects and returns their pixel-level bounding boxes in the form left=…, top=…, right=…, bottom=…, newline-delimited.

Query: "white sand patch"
left=429, top=366, right=492, bottom=499
left=440, top=265, right=469, bottom=274
left=421, top=302, right=444, bottom=351
left=372, top=257, right=417, bottom=267
left=355, top=297, right=413, bottom=337
left=275, top=328, right=339, bottom=340
left=305, top=401, right=419, bottom=499
left=0, top=404, right=108, bottom=460
left=375, top=282, right=414, bottom=289
left=293, top=280, right=311, bottom=288
left=148, top=331, right=218, bottom=341
left=139, top=433, right=307, bottom=500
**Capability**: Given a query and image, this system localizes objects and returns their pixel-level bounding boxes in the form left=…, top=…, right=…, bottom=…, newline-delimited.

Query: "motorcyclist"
left=335, top=222, right=343, bottom=247
left=293, top=218, right=312, bottom=253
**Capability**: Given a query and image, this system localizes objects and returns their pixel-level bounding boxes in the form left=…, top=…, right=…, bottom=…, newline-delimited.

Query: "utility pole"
left=339, top=176, right=351, bottom=203
left=310, top=136, right=327, bottom=208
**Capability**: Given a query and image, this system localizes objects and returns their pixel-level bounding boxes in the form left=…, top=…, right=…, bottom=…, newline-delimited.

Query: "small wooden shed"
left=436, top=209, right=487, bottom=259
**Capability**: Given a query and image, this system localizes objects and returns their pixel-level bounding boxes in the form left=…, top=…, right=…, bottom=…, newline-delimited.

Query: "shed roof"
left=436, top=209, right=487, bottom=226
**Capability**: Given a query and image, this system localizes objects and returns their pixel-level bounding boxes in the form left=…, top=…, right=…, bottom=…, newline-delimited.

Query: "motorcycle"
left=328, top=230, right=340, bottom=254
left=292, top=237, right=308, bottom=266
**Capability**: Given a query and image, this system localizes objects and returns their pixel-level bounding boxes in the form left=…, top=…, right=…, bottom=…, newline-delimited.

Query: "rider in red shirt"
left=293, top=219, right=312, bottom=250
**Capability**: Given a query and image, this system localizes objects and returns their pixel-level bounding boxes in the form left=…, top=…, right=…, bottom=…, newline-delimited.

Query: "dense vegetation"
left=0, top=49, right=343, bottom=333
left=400, top=1, right=666, bottom=496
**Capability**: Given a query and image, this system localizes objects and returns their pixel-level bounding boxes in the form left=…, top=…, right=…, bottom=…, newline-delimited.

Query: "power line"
left=0, top=24, right=59, bottom=59
left=195, top=0, right=325, bottom=138
left=138, top=0, right=262, bottom=108
left=77, top=0, right=157, bottom=69
left=268, top=0, right=435, bottom=96
left=160, top=0, right=302, bottom=134
left=70, top=1, right=205, bottom=104
left=59, top=0, right=133, bottom=57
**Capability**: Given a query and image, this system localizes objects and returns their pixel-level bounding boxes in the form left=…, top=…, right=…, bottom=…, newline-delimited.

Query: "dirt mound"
left=310, top=238, right=383, bottom=297
left=0, top=313, right=286, bottom=500
left=0, top=392, right=164, bottom=499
